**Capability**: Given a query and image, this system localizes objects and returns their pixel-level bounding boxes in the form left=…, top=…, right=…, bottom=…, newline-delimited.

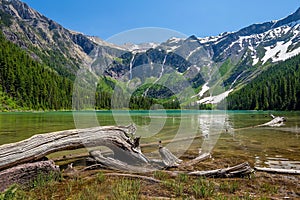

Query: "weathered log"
left=187, top=162, right=253, bottom=178
left=259, top=114, right=286, bottom=127
left=254, top=167, right=300, bottom=175
left=179, top=152, right=211, bottom=168
left=89, top=150, right=155, bottom=173
left=0, top=125, right=149, bottom=171
left=0, top=160, right=60, bottom=192
left=158, top=142, right=182, bottom=168
left=158, top=162, right=253, bottom=178
left=105, top=173, right=161, bottom=183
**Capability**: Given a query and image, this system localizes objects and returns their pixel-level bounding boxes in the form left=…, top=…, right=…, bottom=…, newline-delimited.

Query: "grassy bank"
left=1, top=158, right=299, bottom=200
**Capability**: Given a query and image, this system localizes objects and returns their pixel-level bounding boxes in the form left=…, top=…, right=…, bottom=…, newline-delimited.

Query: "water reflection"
left=198, top=113, right=228, bottom=153
left=255, top=155, right=300, bottom=170
left=0, top=111, right=299, bottom=170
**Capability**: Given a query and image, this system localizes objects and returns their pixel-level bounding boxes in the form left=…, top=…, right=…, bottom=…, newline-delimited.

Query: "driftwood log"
left=254, top=167, right=300, bottom=175
left=162, top=162, right=253, bottom=178
left=0, top=125, right=148, bottom=171
left=187, top=162, right=253, bottom=178
left=0, top=124, right=256, bottom=192
left=258, top=114, right=286, bottom=127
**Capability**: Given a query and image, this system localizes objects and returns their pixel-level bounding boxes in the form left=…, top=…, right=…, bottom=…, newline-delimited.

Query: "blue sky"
left=22, top=0, right=299, bottom=43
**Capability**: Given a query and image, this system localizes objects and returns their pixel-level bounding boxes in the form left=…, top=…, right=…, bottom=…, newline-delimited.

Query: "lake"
left=0, top=110, right=299, bottom=170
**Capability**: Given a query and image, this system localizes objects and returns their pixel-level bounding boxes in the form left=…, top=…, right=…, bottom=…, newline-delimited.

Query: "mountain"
left=102, top=7, right=300, bottom=107
left=0, top=0, right=300, bottom=110
left=156, top=7, right=300, bottom=96
left=0, top=0, right=126, bottom=79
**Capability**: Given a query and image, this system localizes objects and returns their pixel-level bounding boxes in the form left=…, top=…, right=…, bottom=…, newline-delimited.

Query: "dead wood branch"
left=254, top=167, right=300, bottom=175
left=89, top=150, right=155, bottom=173
left=179, top=153, right=211, bottom=168
left=105, top=173, right=161, bottom=183
left=187, top=162, right=253, bottom=178
left=159, top=145, right=183, bottom=168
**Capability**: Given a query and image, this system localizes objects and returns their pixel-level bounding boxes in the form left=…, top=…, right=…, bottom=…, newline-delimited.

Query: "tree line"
left=2, top=27, right=300, bottom=111
left=0, top=33, right=73, bottom=110
left=227, top=54, right=300, bottom=110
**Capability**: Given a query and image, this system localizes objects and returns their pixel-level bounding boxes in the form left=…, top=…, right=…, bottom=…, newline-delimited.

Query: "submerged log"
left=0, top=160, right=59, bottom=192
left=255, top=167, right=300, bottom=175
left=0, top=125, right=148, bottom=171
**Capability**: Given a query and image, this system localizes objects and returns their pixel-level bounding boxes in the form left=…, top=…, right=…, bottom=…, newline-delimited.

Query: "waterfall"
left=143, top=55, right=167, bottom=97
left=129, top=53, right=136, bottom=81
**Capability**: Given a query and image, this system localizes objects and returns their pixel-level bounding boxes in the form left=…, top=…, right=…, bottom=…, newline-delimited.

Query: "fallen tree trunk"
left=0, top=160, right=59, bottom=192
left=89, top=150, right=155, bottom=173
left=0, top=125, right=148, bottom=171
left=187, top=162, right=253, bottom=178
left=258, top=114, right=286, bottom=127
left=159, top=162, right=253, bottom=178
left=254, top=167, right=300, bottom=175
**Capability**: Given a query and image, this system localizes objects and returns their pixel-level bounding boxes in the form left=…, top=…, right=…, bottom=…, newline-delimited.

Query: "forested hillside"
left=0, top=33, right=73, bottom=110
left=227, top=54, right=300, bottom=110
left=1, top=0, right=300, bottom=111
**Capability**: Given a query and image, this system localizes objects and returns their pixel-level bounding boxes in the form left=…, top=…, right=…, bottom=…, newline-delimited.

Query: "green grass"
left=0, top=169, right=295, bottom=199
left=111, top=178, right=141, bottom=200
left=191, top=177, right=215, bottom=198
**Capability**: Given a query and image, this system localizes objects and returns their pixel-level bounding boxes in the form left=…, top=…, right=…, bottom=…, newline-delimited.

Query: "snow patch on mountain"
left=198, top=82, right=210, bottom=98
left=262, top=40, right=300, bottom=64
left=87, top=36, right=125, bottom=50
left=166, top=45, right=180, bottom=53
left=252, top=56, right=260, bottom=65
left=122, top=42, right=159, bottom=52
left=186, top=46, right=202, bottom=60
left=198, top=89, right=233, bottom=104
left=167, top=37, right=184, bottom=44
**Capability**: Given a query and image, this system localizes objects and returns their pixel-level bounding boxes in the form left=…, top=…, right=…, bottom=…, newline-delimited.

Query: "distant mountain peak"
left=186, top=35, right=198, bottom=41
left=272, top=7, right=300, bottom=28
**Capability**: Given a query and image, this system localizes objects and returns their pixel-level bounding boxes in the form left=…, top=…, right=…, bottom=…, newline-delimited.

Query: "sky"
left=21, top=0, right=300, bottom=44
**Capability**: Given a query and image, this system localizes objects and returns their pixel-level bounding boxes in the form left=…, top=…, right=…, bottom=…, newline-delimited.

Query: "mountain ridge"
left=0, top=0, right=300, bottom=110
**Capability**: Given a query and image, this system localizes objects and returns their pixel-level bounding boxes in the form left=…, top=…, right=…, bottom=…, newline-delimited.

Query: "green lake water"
left=0, top=110, right=299, bottom=170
